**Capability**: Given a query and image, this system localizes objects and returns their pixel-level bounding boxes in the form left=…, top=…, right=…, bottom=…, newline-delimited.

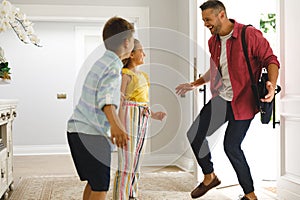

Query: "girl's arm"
left=119, top=74, right=131, bottom=125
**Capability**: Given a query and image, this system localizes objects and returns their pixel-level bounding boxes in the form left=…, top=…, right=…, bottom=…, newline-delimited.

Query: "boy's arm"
left=103, top=105, right=129, bottom=148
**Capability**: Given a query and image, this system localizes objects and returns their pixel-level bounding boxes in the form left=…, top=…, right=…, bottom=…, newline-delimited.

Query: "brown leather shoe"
left=191, top=176, right=221, bottom=199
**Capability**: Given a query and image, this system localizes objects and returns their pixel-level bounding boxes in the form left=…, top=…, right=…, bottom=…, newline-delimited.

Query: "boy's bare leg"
left=83, top=183, right=92, bottom=200
left=89, top=191, right=106, bottom=200
left=83, top=183, right=107, bottom=200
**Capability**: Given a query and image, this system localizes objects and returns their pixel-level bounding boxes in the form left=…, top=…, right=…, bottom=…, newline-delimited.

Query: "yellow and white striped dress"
left=113, top=68, right=150, bottom=200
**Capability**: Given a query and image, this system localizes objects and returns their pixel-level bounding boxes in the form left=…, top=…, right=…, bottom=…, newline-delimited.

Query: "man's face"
left=201, top=8, right=222, bottom=35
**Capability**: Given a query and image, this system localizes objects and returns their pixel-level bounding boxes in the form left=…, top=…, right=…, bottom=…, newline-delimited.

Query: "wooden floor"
left=12, top=154, right=182, bottom=185
left=12, top=154, right=278, bottom=200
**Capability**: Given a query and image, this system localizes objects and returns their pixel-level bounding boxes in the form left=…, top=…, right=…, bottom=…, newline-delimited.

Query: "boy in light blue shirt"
left=67, top=16, right=134, bottom=200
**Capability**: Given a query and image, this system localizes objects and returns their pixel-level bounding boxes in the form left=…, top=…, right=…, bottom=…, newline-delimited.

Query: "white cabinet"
left=0, top=100, right=17, bottom=200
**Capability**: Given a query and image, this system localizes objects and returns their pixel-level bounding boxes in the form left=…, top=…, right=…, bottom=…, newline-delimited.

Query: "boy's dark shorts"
left=67, top=132, right=111, bottom=191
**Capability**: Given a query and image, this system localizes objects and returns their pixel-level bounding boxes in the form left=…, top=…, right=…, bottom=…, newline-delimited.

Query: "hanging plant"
left=0, top=0, right=41, bottom=46
left=0, top=0, right=41, bottom=81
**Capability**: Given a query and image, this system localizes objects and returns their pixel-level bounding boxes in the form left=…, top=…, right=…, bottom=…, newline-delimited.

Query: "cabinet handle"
left=13, top=111, right=17, bottom=117
left=1, top=168, right=4, bottom=178
left=1, top=113, right=5, bottom=120
left=6, top=112, right=11, bottom=119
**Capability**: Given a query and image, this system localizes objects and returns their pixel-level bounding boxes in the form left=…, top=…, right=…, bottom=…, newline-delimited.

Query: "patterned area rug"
left=9, top=172, right=231, bottom=200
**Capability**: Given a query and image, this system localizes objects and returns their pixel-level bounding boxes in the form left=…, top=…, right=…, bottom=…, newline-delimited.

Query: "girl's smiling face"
left=131, top=42, right=146, bottom=66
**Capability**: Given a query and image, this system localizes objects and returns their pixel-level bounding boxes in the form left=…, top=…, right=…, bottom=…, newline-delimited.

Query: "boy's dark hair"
left=200, top=0, right=227, bottom=16
left=102, top=16, right=135, bottom=51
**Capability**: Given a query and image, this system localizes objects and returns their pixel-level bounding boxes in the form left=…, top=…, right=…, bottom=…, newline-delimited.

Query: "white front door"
left=277, top=1, right=300, bottom=199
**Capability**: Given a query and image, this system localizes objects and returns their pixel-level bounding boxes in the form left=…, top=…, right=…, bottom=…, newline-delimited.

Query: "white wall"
left=147, top=0, right=194, bottom=155
left=0, top=21, right=78, bottom=146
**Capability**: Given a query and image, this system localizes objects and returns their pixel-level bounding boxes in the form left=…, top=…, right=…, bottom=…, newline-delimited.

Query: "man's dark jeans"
left=187, top=95, right=254, bottom=194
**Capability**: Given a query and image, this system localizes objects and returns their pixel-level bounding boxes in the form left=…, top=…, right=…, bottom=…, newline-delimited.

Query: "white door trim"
left=278, top=0, right=300, bottom=199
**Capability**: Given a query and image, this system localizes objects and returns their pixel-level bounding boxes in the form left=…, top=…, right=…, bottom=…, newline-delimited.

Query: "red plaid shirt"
left=208, top=20, right=280, bottom=120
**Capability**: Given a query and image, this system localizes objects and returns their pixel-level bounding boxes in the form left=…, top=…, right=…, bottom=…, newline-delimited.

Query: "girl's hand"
left=151, top=111, right=167, bottom=121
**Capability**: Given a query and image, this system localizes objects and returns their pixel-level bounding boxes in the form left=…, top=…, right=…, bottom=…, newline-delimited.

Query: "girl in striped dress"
left=113, top=39, right=167, bottom=200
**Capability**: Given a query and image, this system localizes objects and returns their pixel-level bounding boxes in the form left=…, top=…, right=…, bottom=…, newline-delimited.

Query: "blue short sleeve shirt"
left=67, top=50, right=123, bottom=137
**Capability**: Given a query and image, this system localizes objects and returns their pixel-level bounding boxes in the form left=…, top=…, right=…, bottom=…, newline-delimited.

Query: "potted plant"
left=0, top=46, right=10, bottom=82
left=0, top=62, right=10, bottom=80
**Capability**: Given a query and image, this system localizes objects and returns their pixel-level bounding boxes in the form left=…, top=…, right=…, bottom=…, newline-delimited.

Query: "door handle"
left=272, top=85, right=281, bottom=128
left=198, top=74, right=206, bottom=106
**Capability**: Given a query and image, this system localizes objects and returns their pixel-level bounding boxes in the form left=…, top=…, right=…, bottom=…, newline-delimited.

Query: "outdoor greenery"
left=260, top=13, right=276, bottom=33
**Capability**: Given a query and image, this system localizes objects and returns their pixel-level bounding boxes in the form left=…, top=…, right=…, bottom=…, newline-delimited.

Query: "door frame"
left=277, top=0, right=300, bottom=199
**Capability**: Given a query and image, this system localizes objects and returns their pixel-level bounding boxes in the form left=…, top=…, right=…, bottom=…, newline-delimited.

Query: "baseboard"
left=13, top=145, right=70, bottom=155
left=175, top=155, right=195, bottom=172
left=277, top=176, right=300, bottom=200
left=142, top=154, right=194, bottom=172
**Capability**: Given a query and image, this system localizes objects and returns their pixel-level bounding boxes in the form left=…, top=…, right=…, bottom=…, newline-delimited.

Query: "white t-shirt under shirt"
left=218, top=30, right=234, bottom=101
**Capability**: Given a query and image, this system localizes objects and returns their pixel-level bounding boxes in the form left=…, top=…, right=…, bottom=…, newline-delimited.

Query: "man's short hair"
left=102, top=16, right=135, bottom=51
left=200, top=0, right=226, bottom=16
